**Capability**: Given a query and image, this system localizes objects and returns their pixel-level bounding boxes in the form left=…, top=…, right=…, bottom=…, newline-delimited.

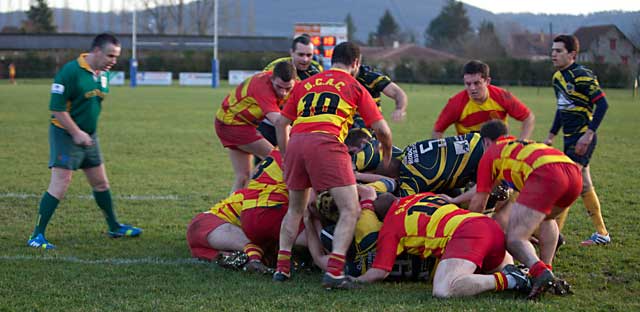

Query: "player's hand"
left=575, top=131, right=594, bottom=156
left=438, top=194, right=456, bottom=204
left=543, top=138, right=553, bottom=146
left=391, top=109, right=406, bottom=122
left=357, top=184, right=377, bottom=202
left=71, top=131, right=94, bottom=146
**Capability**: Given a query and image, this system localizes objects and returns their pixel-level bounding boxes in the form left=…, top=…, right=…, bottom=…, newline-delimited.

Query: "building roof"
left=361, top=44, right=459, bottom=63
left=508, top=32, right=552, bottom=60
left=574, top=24, right=638, bottom=50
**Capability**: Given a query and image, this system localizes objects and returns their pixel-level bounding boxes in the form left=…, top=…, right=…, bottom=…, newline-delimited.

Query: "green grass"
left=1, top=79, right=639, bottom=311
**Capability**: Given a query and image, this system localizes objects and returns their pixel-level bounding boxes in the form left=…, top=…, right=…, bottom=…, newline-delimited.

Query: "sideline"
left=0, top=255, right=208, bottom=266
left=0, top=192, right=183, bottom=201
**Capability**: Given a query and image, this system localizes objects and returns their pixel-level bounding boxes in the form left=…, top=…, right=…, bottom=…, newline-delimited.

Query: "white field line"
left=0, top=192, right=183, bottom=201
left=0, top=255, right=207, bottom=266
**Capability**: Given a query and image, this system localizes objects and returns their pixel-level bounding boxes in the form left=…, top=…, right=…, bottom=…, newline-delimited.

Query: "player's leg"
left=506, top=203, right=546, bottom=268
left=433, top=258, right=497, bottom=297
left=324, top=185, right=360, bottom=279
left=84, top=164, right=141, bottom=237
left=579, top=165, right=610, bottom=245
left=207, top=223, right=250, bottom=253
left=28, top=168, right=74, bottom=249
left=274, top=188, right=310, bottom=280
left=228, top=149, right=252, bottom=192
left=238, top=137, right=274, bottom=160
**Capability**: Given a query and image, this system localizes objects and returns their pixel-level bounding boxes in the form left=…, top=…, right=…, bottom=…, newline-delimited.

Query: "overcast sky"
left=1, top=0, right=640, bottom=14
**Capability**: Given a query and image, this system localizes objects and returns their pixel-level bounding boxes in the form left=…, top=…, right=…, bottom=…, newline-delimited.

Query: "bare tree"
left=188, top=0, right=214, bottom=35
left=141, top=0, right=174, bottom=34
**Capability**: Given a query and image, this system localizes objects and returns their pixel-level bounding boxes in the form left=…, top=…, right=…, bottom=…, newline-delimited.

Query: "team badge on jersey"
left=566, top=83, right=575, bottom=93
left=51, top=83, right=65, bottom=94
left=453, top=140, right=470, bottom=155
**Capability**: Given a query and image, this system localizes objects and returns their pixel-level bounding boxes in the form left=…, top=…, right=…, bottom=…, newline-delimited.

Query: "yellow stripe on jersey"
left=207, top=192, right=244, bottom=226
left=425, top=204, right=459, bottom=237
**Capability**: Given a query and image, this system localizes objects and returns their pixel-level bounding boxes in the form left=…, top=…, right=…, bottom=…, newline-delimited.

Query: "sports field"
left=1, top=79, right=639, bottom=311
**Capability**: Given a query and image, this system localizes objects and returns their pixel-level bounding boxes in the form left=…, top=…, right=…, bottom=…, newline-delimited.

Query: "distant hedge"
left=1, top=50, right=636, bottom=88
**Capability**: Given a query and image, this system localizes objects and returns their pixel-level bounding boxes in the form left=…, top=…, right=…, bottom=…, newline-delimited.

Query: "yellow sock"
left=582, top=189, right=608, bottom=236
left=556, top=208, right=570, bottom=232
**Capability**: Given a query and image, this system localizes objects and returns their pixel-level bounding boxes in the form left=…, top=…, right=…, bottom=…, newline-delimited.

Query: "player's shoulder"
left=357, top=65, right=388, bottom=83
left=264, top=57, right=292, bottom=71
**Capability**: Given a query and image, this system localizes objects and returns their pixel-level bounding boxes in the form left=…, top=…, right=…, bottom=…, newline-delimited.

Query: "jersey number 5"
left=300, top=92, right=340, bottom=117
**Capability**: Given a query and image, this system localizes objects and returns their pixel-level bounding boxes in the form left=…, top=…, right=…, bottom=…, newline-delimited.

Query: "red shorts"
left=442, top=217, right=506, bottom=271
left=284, top=133, right=356, bottom=191
left=215, top=119, right=263, bottom=150
left=186, top=212, right=227, bottom=261
left=517, top=163, right=582, bottom=215
left=241, top=205, right=289, bottom=248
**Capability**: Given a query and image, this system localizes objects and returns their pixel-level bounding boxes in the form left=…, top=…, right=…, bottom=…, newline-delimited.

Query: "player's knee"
left=432, top=283, right=454, bottom=298
left=92, top=180, right=110, bottom=191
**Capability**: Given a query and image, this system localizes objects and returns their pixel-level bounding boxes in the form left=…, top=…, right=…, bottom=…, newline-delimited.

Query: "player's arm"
left=371, top=120, right=392, bottom=168
left=303, top=209, right=329, bottom=271
left=468, top=191, right=490, bottom=213
left=382, top=82, right=408, bottom=122
left=519, top=113, right=535, bottom=140
left=468, top=152, right=494, bottom=212
left=576, top=91, right=608, bottom=155
left=544, top=110, right=562, bottom=146
left=50, top=76, right=93, bottom=146
left=265, top=112, right=281, bottom=125
left=432, top=98, right=459, bottom=139
left=440, top=185, right=476, bottom=205
left=274, top=115, right=291, bottom=156
left=355, top=172, right=392, bottom=183
left=357, top=268, right=390, bottom=283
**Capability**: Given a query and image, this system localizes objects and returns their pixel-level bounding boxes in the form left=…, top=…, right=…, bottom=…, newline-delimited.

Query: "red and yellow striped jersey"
left=206, top=190, right=246, bottom=227
left=215, top=71, right=284, bottom=127
left=242, top=149, right=288, bottom=210
left=476, top=137, right=576, bottom=193
left=281, top=68, right=383, bottom=142
left=372, top=193, right=486, bottom=272
left=433, top=85, right=530, bottom=135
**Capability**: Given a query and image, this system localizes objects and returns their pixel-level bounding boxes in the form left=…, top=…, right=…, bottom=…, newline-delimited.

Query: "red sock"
left=243, top=243, right=263, bottom=262
left=529, top=261, right=549, bottom=278
left=326, top=253, right=346, bottom=277
left=493, top=272, right=508, bottom=291
left=545, top=263, right=553, bottom=271
left=276, top=250, right=292, bottom=275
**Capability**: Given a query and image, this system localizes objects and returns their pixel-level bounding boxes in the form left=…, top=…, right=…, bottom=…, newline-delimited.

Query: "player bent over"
left=468, top=120, right=581, bottom=299
left=356, top=192, right=530, bottom=297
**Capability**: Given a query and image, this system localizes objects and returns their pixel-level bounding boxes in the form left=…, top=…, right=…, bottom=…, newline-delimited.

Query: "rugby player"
left=545, top=34, right=611, bottom=246
left=214, top=61, right=296, bottom=191
left=432, top=60, right=534, bottom=140
left=273, top=41, right=393, bottom=289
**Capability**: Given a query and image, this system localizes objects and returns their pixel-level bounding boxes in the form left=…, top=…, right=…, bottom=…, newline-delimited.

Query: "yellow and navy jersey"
left=551, top=63, right=606, bottom=136
left=263, top=56, right=323, bottom=81
left=242, top=149, right=288, bottom=210
left=352, top=139, right=404, bottom=172
left=476, top=137, right=575, bottom=193
left=356, top=64, right=392, bottom=106
left=372, top=193, right=486, bottom=272
left=398, top=133, right=484, bottom=196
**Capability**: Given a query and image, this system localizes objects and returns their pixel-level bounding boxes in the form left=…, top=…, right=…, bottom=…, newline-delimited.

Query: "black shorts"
left=564, top=132, right=597, bottom=167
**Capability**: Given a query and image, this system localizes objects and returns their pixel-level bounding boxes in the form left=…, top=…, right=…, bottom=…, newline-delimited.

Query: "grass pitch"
left=0, top=79, right=639, bottom=311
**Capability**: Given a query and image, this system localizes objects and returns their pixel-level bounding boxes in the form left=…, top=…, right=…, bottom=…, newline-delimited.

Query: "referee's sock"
left=32, top=191, right=60, bottom=237
left=94, top=189, right=120, bottom=232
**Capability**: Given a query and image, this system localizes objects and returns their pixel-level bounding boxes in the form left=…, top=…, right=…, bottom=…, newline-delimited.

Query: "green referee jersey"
left=50, top=54, right=110, bottom=134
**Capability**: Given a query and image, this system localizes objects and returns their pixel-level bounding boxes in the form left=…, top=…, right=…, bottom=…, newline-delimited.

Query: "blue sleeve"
left=549, top=110, right=562, bottom=135
left=588, top=96, right=608, bottom=131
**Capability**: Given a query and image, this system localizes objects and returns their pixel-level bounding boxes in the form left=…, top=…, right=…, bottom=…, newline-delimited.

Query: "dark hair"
left=332, top=41, right=360, bottom=66
left=272, top=60, right=296, bottom=82
left=553, top=34, right=580, bottom=54
left=480, top=120, right=509, bottom=141
left=373, top=193, right=397, bottom=220
left=344, top=128, right=373, bottom=150
left=91, top=33, right=120, bottom=51
left=463, top=60, right=490, bottom=79
left=291, top=34, right=312, bottom=50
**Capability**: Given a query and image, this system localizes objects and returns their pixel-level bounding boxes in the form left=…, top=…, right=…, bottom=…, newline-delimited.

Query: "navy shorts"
left=564, top=132, right=597, bottom=167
